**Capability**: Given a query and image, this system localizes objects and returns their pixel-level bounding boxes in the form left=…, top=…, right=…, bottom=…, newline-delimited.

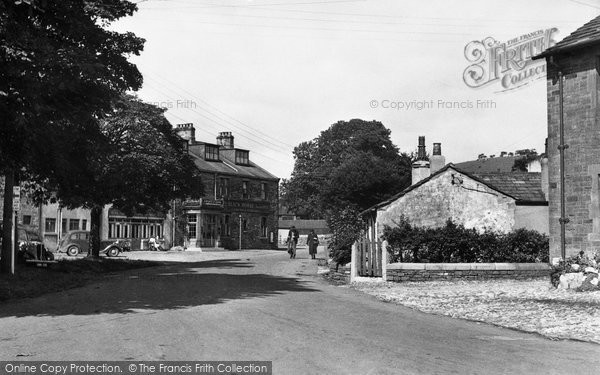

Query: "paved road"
left=1, top=248, right=599, bottom=374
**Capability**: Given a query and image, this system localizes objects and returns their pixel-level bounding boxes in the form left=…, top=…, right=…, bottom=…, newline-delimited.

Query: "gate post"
left=350, top=241, right=358, bottom=282
left=381, top=240, right=388, bottom=281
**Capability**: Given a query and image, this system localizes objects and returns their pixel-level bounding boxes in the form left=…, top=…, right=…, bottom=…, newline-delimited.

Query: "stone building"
left=175, top=124, right=279, bottom=250
left=362, top=137, right=548, bottom=241
left=534, top=15, right=600, bottom=260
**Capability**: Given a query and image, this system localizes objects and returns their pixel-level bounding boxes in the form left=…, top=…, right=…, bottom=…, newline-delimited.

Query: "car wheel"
left=106, top=247, right=120, bottom=257
left=67, top=246, right=79, bottom=256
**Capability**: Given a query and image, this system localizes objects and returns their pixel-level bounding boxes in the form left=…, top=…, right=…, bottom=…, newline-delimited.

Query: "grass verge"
left=0, top=258, right=160, bottom=302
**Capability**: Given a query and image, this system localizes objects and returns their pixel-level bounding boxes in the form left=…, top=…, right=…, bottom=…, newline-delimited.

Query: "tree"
left=1, top=0, right=144, bottom=271
left=34, top=95, right=203, bottom=257
left=282, top=119, right=412, bottom=264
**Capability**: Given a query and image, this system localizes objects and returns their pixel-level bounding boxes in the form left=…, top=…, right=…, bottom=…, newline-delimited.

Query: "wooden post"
left=381, top=240, right=388, bottom=281
left=350, top=242, right=358, bottom=282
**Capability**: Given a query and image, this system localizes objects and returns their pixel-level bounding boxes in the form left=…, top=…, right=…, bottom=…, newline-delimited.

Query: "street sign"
left=13, top=186, right=20, bottom=210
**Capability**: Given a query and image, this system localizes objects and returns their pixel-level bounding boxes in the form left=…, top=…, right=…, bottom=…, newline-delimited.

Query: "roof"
left=454, top=156, right=520, bottom=174
left=188, top=145, right=278, bottom=181
left=278, top=219, right=329, bottom=231
left=474, top=173, right=546, bottom=203
left=361, top=164, right=517, bottom=215
left=534, top=15, right=600, bottom=59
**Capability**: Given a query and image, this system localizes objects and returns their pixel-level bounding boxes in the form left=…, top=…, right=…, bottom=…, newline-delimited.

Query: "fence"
left=354, top=237, right=383, bottom=277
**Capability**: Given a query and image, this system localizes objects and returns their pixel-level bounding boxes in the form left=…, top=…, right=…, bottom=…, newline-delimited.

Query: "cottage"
left=362, top=137, right=548, bottom=242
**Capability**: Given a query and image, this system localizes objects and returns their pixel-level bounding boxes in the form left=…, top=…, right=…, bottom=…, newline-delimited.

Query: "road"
left=1, top=247, right=599, bottom=374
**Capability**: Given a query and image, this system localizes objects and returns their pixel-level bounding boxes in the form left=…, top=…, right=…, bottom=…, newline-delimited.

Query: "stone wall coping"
left=386, top=263, right=551, bottom=271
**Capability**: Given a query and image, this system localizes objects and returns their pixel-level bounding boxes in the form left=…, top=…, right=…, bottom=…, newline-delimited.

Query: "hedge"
left=382, top=218, right=549, bottom=263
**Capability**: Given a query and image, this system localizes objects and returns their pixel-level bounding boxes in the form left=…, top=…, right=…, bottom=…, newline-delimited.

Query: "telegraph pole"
left=238, top=214, right=242, bottom=250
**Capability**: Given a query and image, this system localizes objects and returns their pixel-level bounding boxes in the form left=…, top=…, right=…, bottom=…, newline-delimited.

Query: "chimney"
left=217, top=131, right=234, bottom=149
left=175, top=123, right=195, bottom=143
left=430, top=142, right=446, bottom=174
left=412, top=136, right=430, bottom=185
left=541, top=156, right=549, bottom=200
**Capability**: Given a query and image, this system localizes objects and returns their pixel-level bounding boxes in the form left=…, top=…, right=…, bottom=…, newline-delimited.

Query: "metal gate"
left=356, top=237, right=382, bottom=277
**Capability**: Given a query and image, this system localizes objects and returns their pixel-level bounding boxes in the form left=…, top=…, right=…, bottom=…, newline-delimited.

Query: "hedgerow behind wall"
left=382, top=217, right=549, bottom=263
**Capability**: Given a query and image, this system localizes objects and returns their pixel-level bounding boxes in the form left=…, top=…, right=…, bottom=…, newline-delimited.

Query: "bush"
left=327, top=208, right=364, bottom=266
left=382, top=218, right=549, bottom=263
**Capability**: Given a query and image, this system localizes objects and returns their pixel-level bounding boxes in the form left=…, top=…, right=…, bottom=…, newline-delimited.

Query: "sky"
left=111, top=0, right=600, bottom=179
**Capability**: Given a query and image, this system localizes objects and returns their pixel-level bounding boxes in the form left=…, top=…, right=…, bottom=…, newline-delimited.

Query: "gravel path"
left=352, top=278, right=600, bottom=344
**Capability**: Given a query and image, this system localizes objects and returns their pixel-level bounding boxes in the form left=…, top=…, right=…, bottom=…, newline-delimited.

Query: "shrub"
left=327, top=207, right=364, bottom=266
left=382, top=219, right=549, bottom=263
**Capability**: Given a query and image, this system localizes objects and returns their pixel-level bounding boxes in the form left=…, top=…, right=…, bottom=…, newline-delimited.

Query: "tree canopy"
left=281, top=119, right=412, bottom=264
left=281, top=119, right=412, bottom=217
left=1, top=0, right=145, bottom=269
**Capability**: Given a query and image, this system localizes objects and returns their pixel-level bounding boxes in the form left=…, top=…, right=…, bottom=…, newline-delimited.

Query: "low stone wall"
left=329, top=262, right=351, bottom=283
left=386, top=263, right=551, bottom=282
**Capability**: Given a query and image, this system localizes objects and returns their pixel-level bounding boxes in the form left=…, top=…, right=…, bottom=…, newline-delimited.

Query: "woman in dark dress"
left=307, top=229, right=319, bottom=259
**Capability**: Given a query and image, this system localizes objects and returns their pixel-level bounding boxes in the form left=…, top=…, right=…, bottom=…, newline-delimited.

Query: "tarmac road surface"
left=0, top=248, right=598, bottom=374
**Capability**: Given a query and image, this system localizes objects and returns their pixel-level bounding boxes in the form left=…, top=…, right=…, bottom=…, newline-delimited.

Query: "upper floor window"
left=218, top=178, right=229, bottom=198
left=261, top=183, right=267, bottom=200
left=205, top=145, right=220, bottom=161
left=235, top=150, right=249, bottom=165
left=242, top=181, right=249, bottom=199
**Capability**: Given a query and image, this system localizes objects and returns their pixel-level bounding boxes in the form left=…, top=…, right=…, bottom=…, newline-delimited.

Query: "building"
left=533, top=15, right=600, bottom=260
left=362, top=137, right=548, bottom=242
left=175, top=124, right=279, bottom=250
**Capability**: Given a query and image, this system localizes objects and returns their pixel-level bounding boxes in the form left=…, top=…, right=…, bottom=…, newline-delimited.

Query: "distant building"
left=534, top=15, right=600, bottom=260
left=175, top=124, right=279, bottom=250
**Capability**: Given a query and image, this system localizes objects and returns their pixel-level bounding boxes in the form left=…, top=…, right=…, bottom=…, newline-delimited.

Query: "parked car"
left=57, top=230, right=130, bottom=257
left=0, top=223, right=54, bottom=263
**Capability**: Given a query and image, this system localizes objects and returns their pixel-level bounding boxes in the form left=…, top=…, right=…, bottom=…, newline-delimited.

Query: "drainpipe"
left=551, top=58, right=569, bottom=260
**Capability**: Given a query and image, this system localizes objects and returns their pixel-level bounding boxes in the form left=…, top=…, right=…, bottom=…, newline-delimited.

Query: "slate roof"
left=454, top=156, right=520, bottom=174
left=188, top=143, right=278, bottom=181
left=535, top=15, right=600, bottom=58
left=474, top=173, right=546, bottom=203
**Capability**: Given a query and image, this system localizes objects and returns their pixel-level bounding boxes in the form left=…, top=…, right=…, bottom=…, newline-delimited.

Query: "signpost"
left=11, top=186, right=20, bottom=275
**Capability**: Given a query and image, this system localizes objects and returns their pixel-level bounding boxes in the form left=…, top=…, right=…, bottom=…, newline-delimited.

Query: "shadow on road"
left=0, top=260, right=319, bottom=318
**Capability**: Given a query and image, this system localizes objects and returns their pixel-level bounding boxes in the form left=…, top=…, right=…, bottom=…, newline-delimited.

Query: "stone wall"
left=328, top=262, right=351, bottom=283
left=376, top=169, right=516, bottom=237
left=386, top=263, right=551, bottom=282
left=546, top=48, right=600, bottom=259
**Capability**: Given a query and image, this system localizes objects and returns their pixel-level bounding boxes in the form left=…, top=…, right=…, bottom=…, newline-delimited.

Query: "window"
left=22, top=215, right=32, bottom=225
left=108, top=218, right=163, bottom=239
left=45, top=218, right=56, bottom=233
left=187, top=214, right=197, bottom=238
left=242, top=181, right=249, bottom=199
left=205, top=145, right=220, bottom=161
left=224, top=215, right=231, bottom=236
left=235, top=150, right=249, bottom=165
left=260, top=217, right=267, bottom=237
left=82, top=219, right=87, bottom=231
left=242, top=219, right=248, bottom=232
left=69, top=219, right=80, bottom=231
left=62, top=218, right=67, bottom=234
left=218, top=178, right=229, bottom=198
left=261, top=183, right=267, bottom=200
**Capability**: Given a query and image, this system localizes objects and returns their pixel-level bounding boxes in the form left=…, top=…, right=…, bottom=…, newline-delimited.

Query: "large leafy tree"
left=281, top=119, right=412, bottom=263
left=1, top=0, right=144, bottom=271
left=34, top=95, right=203, bottom=257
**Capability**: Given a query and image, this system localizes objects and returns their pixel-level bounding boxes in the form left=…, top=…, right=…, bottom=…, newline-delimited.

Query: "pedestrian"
left=307, top=229, right=319, bottom=259
left=287, top=226, right=299, bottom=259
left=148, top=236, right=157, bottom=251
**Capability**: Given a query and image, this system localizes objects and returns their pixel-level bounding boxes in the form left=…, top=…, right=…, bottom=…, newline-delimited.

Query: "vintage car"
left=57, top=230, right=130, bottom=257
left=0, top=224, right=54, bottom=263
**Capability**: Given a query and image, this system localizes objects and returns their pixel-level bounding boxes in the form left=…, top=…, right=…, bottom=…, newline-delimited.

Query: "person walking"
left=287, top=226, right=299, bottom=259
left=307, top=229, right=319, bottom=259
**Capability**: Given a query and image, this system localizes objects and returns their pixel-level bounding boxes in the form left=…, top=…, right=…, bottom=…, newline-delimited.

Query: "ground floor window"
left=260, top=217, right=267, bottom=237
left=187, top=214, right=197, bottom=239
left=108, top=217, right=163, bottom=239
left=69, top=219, right=80, bottom=231
left=45, top=218, right=56, bottom=233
